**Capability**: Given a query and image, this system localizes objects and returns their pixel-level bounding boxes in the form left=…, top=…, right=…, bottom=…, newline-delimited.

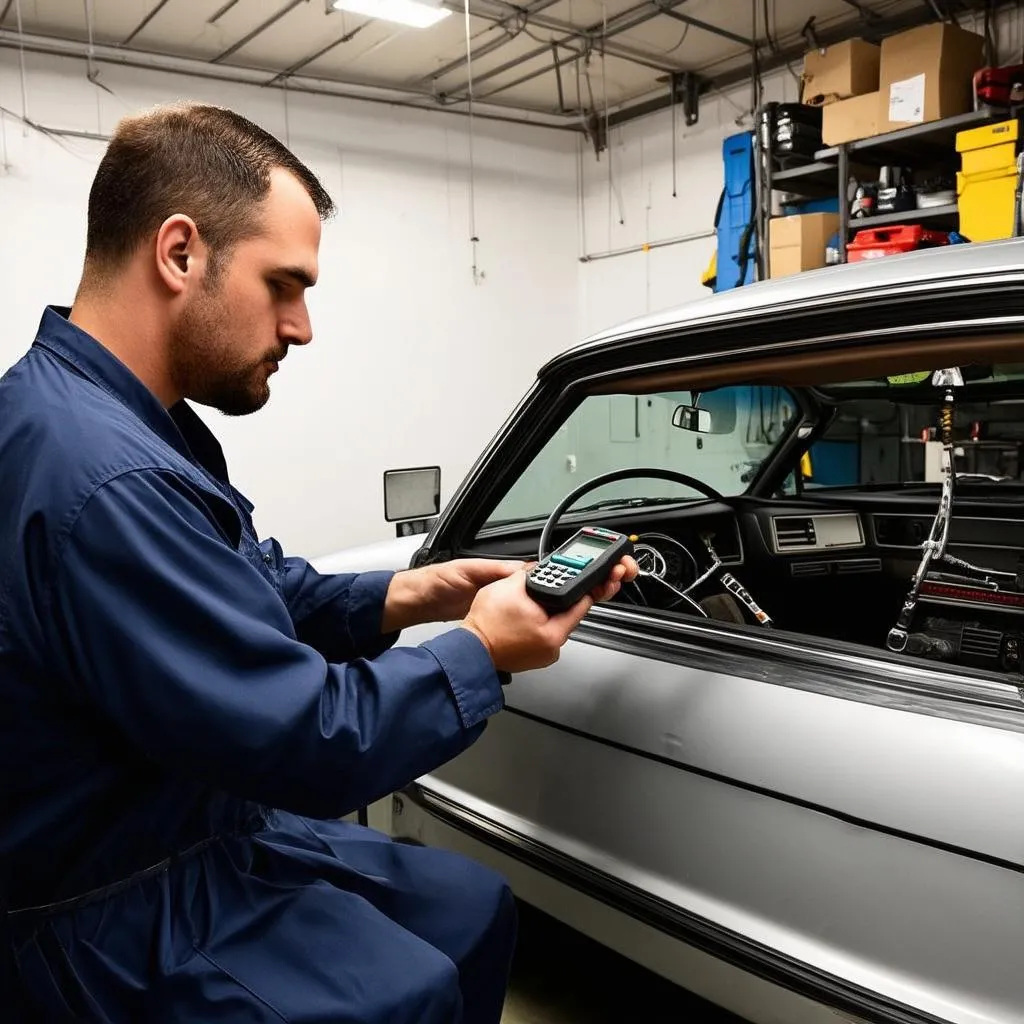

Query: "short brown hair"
left=84, top=102, right=334, bottom=280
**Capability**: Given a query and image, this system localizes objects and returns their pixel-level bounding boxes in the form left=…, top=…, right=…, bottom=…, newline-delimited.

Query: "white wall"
left=0, top=49, right=580, bottom=555
left=576, top=69, right=799, bottom=340
left=10, top=14, right=1024, bottom=556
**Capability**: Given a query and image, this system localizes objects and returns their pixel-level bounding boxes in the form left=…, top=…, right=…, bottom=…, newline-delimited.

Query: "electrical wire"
left=14, top=0, right=27, bottom=129
left=983, top=0, right=996, bottom=67
left=762, top=0, right=778, bottom=53
left=664, top=22, right=689, bottom=55
left=671, top=75, right=677, bottom=197
left=0, top=103, right=106, bottom=161
left=602, top=2, right=611, bottom=239
left=772, top=0, right=802, bottom=86
left=464, top=0, right=481, bottom=285
left=282, top=80, right=291, bottom=148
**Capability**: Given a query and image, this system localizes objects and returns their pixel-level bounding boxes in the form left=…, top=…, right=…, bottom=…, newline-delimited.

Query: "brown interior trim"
left=587, top=334, right=1024, bottom=395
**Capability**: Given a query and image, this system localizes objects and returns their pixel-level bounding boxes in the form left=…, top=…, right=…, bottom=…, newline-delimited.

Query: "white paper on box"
left=888, top=74, right=926, bottom=123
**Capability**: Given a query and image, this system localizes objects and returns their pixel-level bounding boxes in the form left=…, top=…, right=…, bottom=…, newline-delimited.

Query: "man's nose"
left=281, top=310, right=313, bottom=346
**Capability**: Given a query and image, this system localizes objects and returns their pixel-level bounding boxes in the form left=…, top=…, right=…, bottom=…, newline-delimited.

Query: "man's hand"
left=382, top=559, right=525, bottom=634
left=461, top=556, right=638, bottom=674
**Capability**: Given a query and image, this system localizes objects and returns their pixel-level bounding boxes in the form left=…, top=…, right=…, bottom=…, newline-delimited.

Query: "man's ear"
left=155, top=214, right=202, bottom=295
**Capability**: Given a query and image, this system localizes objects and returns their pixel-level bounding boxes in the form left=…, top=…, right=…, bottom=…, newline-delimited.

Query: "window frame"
left=411, top=311, right=1024, bottom=721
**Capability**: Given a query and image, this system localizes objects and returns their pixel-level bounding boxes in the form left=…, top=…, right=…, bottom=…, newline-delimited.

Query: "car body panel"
left=316, top=242, right=1024, bottom=1023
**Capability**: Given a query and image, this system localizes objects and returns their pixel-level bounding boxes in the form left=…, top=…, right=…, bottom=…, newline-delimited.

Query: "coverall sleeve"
left=43, top=469, right=505, bottom=820
left=262, top=540, right=400, bottom=662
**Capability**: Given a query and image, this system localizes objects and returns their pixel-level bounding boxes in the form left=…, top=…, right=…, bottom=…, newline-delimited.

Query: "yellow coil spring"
left=941, top=403, right=953, bottom=444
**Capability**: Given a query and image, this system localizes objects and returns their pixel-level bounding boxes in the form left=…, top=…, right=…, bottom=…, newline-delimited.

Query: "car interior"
left=462, top=335, right=1024, bottom=681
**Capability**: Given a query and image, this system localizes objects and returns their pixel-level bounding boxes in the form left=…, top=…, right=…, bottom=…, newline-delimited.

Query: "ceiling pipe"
left=0, top=27, right=580, bottom=129
left=579, top=228, right=715, bottom=263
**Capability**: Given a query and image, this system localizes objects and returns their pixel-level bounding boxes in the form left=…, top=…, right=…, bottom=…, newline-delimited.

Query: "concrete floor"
left=502, top=902, right=745, bottom=1024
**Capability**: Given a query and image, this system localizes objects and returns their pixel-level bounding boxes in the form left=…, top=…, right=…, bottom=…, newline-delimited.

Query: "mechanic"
left=0, top=102, right=637, bottom=1022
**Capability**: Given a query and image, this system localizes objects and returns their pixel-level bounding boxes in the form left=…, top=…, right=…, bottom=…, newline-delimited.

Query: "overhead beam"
left=208, top=0, right=242, bottom=22
left=474, top=46, right=582, bottom=102
left=657, top=7, right=752, bottom=47
left=470, top=36, right=688, bottom=104
left=441, top=0, right=696, bottom=99
left=839, top=0, right=882, bottom=20
left=212, top=0, right=307, bottom=63
left=121, top=0, right=175, bottom=47
left=265, top=22, right=369, bottom=84
left=426, top=0, right=565, bottom=83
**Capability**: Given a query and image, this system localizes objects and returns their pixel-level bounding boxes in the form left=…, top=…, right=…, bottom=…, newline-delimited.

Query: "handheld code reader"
left=526, top=527, right=634, bottom=612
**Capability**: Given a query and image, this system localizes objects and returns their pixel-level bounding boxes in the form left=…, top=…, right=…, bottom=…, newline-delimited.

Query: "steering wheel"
left=538, top=468, right=725, bottom=560
left=538, top=468, right=771, bottom=627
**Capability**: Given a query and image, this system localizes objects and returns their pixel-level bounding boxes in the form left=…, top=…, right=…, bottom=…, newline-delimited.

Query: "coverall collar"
left=33, top=305, right=231, bottom=485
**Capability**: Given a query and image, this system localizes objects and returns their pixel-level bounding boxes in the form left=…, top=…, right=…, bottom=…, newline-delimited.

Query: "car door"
left=395, top=285, right=1024, bottom=1024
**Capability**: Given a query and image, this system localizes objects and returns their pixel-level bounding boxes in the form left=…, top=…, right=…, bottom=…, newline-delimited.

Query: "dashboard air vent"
left=775, top=516, right=817, bottom=550
left=960, top=627, right=1003, bottom=661
left=790, top=561, right=829, bottom=577
left=835, top=558, right=882, bottom=575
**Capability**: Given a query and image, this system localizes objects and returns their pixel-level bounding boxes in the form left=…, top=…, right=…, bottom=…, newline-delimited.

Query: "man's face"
left=170, top=167, right=321, bottom=416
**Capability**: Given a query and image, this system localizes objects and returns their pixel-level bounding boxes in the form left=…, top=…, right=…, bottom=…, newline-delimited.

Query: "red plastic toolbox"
left=973, top=64, right=1024, bottom=107
left=847, top=225, right=949, bottom=262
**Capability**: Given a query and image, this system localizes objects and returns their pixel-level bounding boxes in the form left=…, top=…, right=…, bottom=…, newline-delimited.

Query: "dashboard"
left=468, top=490, right=1024, bottom=676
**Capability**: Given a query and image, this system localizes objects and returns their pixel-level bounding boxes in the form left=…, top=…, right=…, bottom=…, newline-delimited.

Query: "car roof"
left=542, top=238, right=1024, bottom=377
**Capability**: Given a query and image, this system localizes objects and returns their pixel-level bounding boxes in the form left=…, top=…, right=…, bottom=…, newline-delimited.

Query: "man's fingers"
left=590, top=580, right=622, bottom=603
left=550, top=593, right=594, bottom=634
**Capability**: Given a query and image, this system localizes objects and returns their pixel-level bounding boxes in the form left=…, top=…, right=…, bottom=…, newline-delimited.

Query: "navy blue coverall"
left=0, top=307, right=514, bottom=1022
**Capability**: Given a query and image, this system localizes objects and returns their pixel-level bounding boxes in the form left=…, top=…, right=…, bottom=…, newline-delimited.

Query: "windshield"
left=483, top=385, right=798, bottom=528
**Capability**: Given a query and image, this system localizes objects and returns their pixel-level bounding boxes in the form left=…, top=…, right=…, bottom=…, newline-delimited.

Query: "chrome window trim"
left=577, top=606, right=1024, bottom=734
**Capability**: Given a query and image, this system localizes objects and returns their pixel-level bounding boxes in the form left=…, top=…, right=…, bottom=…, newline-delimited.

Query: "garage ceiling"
left=0, top=0, right=1007, bottom=130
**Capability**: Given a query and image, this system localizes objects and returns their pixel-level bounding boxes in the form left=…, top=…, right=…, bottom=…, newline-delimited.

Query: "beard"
left=169, top=280, right=280, bottom=417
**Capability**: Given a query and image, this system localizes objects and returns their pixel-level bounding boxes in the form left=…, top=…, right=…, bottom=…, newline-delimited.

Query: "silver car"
left=318, top=240, right=1024, bottom=1024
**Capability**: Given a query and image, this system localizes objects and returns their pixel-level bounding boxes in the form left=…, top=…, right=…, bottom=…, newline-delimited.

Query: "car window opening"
left=473, top=335, right=1024, bottom=685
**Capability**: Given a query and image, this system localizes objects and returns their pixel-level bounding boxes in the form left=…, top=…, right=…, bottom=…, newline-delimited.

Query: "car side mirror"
left=672, top=405, right=714, bottom=433
left=384, top=466, right=441, bottom=537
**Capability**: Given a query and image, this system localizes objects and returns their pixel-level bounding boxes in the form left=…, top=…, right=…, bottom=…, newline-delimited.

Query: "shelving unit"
left=758, top=104, right=1013, bottom=275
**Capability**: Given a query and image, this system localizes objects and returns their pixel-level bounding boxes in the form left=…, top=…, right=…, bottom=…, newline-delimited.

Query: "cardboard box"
left=877, top=23, right=985, bottom=129
left=802, top=39, right=881, bottom=105
left=770, top=213, right=840, bottom=279
left=822, top=91, right=881, bottom=145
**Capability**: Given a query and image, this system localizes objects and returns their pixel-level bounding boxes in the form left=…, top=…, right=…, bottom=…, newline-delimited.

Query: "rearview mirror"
left=671, top=388, right=738, bottom=435
left=672, top=405, right=713, bottom=433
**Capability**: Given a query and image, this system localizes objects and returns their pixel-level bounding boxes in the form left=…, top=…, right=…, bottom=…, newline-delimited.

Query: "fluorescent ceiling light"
left=330, top=0, right=451, bottom=28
